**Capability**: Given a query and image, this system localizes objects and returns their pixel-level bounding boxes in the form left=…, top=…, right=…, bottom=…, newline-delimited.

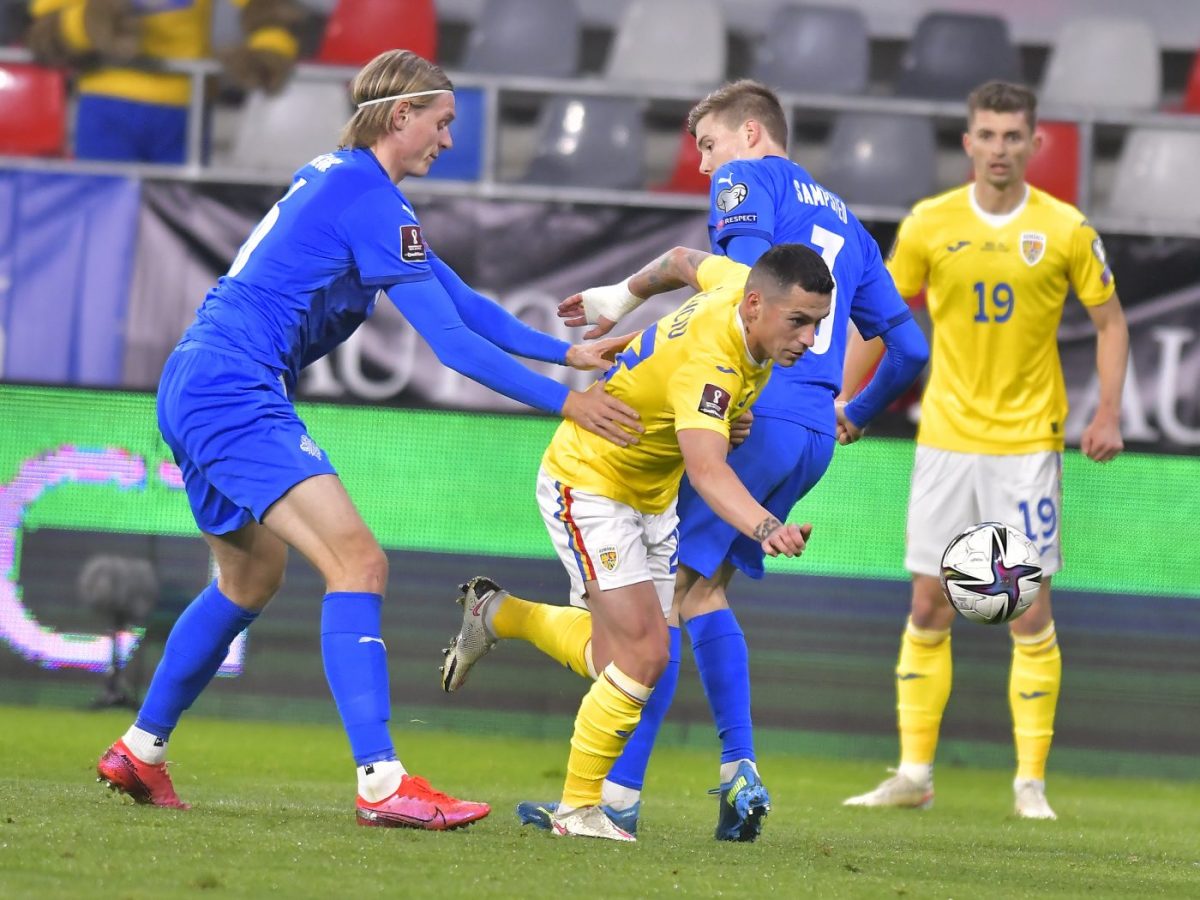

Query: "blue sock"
left=136, top=581, right=258, bottom=739
left=321, top=592, right=395, bottom=766
left=606, top=625, right=681, bottom=792
left=687, top=608, right=755, bottom=767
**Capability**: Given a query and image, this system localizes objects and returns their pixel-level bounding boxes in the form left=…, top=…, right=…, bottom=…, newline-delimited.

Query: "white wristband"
left=579, top=277, right=643, bottom=324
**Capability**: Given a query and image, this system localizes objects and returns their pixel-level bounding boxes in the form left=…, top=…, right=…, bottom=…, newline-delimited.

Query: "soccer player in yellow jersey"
left=841, top=81, right=1129, bottom=819
left=441, top=244, right=834, bottom=840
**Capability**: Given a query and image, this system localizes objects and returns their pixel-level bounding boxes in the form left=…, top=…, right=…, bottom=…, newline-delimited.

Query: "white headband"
left=356, top=88, right=452, bottom=110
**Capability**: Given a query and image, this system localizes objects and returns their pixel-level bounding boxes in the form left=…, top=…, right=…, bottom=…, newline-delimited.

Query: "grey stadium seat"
left=1041, top=15, right=1161, bottom=110
left=751, top=4, right=869, bottom=95
left=461, top=0, right=582, bottom=79
left=604, top=0, right=726, bottom=88
left=519, top=95, right=645, bottom=190
left=819, top=112, right=937, bottom=208
left=1103, top=128, right=1200, bottom=222
left=896, top=12, right=1021, bottom=100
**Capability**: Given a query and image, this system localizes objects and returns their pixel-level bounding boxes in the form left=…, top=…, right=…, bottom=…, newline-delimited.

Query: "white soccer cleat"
left=1013, top=778, right=1057, bottom=820
left=550, top=805, right=636, bottom=842
left=843, top=769, right=934, bottom=810
left=440, top=577, right=505, bottom=692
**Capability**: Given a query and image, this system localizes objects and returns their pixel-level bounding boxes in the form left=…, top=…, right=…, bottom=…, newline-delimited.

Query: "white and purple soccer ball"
left=940, top=522, right=1043, bottom=625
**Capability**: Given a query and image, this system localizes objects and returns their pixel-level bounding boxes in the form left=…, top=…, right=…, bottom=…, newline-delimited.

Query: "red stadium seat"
left=964, top=121, right=1079, bottom=205
left=1181, top=50, right=1200, bottom=113
left=1025, top=121, right=1080, bottom=204
left=0, top=64, right=67, bottom=156
left=652, top=128, right=709, bottom=194
left=317, top=0, right=437, bottom=66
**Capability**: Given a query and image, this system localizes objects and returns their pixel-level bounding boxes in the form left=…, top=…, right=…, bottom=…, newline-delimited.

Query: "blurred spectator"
left=27, top=0, right=305, bottom=163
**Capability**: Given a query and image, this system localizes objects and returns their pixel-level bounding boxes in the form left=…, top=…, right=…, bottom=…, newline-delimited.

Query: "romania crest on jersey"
left=1020, top=231, right=1046, bottom=266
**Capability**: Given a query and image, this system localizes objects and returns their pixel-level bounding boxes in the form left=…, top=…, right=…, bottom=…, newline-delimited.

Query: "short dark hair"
left=967, top=80, right=1038, bottom=132
left=747, top=243, right=834, bottom=298
left=686, top=79, right=789, bottom=148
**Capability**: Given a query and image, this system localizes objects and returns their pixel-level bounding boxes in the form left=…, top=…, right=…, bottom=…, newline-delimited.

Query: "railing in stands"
left=1, top=48, right=1198, bottom=238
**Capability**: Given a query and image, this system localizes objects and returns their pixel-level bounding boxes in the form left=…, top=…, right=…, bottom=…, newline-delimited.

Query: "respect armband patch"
left=400, top=225, right=427, bottom=262
left=698, top=383, right=732, bottom=419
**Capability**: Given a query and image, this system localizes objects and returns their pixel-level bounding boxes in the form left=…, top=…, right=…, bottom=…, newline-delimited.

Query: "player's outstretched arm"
left=429, top=254, right=572, bottom=364
left=385, top=279, right=641, bottom=445
left=558, top=246, right=713, bottom=338
left=678, top=428, right=810, bottom=557
left=1080, top=292, right=1129, bottom=463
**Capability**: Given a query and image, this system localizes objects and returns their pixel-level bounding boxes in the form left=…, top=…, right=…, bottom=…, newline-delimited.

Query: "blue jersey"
left=708, top=156, right=911, bottom=435
left=182, top=148, right=434, bottom=390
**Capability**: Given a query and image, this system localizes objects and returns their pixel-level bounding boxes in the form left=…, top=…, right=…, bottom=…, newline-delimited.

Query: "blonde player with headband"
left=95, top=50, right=641, bottom=830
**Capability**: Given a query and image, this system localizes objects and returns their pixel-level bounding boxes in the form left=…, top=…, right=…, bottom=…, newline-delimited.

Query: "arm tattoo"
left=753, top=516, right=784, bottom=542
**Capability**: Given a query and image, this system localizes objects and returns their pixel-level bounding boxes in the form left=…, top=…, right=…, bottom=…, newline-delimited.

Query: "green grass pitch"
left=1, top=705, right=1197, bottom=899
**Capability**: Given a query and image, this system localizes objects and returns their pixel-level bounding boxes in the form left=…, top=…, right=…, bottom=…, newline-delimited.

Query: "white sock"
left=898, top=762, right=933, bottom=786
left=600, top=780, right=641, bottom=811
left=122, top=725, right=167, bottom=765
left=719, top=758, right=758, bottom=784
left=556, top=803, right=577, bottom=816
left=357, top=759, right=406, bottom=802
left=481, top=593, right=506, bottom=637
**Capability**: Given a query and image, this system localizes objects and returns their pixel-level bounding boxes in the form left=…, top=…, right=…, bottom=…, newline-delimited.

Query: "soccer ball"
left=940, top=522, right=1043, bottom=625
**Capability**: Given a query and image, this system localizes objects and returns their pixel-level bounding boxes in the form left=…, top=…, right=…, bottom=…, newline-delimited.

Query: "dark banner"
left=3, top=170, right=1198, bottom=452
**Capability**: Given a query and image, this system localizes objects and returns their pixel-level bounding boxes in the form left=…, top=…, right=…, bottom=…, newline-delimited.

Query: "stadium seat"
left=1103, top=128, right=1200, bottom=221
left=1180, top=51, right=1200, bottom=113
left=605, top=0, right=725, bottom=88
left=819, top=111, right=936, bottom=208
left=229, top=80, right=351, bottom=172
left=424, top=87, right=484, bottom=181
left=750, top=4, right=869, bottom=95
left=896, top=12, right=1020, bottom=100
left=317, top=0, right=436, bottom=66
left=519, top=95, right=645, bottom=190
left=652, top=127, right=709, bottom=194
left=461, top=0, right=581, bottom=78
left=1025, top=121, right=1080, bottom=204
left=1041, top=16, right=1160, bottom=110
left=0, top=63, right=67, bottom=156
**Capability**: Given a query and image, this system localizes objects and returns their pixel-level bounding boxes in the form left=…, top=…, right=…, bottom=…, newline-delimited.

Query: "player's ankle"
left=898, top=761, right=933, bottom=785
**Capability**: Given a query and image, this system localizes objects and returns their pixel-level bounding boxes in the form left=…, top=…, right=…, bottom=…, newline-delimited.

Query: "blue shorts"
left=157, top=345, right=337, bottom=535
left=677, top=415, right=835, bottom=580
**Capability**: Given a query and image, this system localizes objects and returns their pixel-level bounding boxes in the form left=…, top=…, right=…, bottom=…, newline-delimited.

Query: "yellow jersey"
left=31, top=0, right=297, bottom=107
left=887, top=184, right=1115, bottom=454
left=542, top=256, right=771, bottom=513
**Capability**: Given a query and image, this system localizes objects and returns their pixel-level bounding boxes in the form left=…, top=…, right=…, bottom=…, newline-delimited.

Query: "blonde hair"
left=339, top=50, right=454, bottom=149
left=686, top=79, right=788, bottom=149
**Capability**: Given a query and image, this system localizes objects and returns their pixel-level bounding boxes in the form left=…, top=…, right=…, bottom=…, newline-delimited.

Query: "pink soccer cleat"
left=97, top=739, right=191, bottom=809
left=356, top=774, right=490, bottom=831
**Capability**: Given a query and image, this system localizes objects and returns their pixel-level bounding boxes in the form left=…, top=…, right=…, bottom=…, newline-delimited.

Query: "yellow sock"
left=561, top=664, right=651, bottom=808
left=897, top=617, right=952, bottom=767
left=491, top=595, right=595, bottom=678
left=1010, top=622, right=1061, bottom=781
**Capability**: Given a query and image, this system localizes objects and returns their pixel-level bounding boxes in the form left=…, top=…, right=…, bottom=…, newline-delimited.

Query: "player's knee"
left=910, top=577, right=954, bottom=630
left=640, top=642, right=669, bottom=684
left=354, top=545, right=389, bottom=595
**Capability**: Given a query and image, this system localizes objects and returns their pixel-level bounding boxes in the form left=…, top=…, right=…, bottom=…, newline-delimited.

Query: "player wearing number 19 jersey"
left=843, top=81, right=1128, bottom=820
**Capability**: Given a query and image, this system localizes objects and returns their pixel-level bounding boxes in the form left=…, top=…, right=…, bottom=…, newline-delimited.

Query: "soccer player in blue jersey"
left=95, top=49, right=641, bottom=830
left=519, top=80, right=930, bottom=841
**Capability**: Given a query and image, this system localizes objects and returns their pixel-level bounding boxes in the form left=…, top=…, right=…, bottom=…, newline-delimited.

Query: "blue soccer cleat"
left=515, top=800, right=640, bottom=836
left=712, top=760, right=771, bottom=842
